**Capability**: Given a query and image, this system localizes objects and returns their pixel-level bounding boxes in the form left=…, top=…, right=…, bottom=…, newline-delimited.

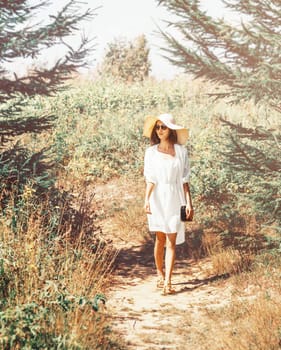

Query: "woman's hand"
left=144, top=200, right=152, bottom=214
left=183, top=182, right=193, bottom=220
left=185, top=204, right=194, bottom=221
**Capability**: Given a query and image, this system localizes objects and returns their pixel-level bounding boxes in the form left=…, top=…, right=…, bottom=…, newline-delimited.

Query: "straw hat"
left=143, top=113, right=188, bottom=145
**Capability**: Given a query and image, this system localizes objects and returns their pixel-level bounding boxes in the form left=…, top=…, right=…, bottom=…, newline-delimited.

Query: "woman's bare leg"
left=154, top=232, right=166, bottom=279
left=164, top=233, right=177, bottom=285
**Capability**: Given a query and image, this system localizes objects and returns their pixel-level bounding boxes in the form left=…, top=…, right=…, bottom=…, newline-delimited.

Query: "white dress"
left=144, top=143, right=190, bottom=245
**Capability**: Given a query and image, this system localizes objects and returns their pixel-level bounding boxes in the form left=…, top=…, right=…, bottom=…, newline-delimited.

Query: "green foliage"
left=99, top=35, right=151, bottom=82
left=36, top=78, right=195, bottom=180
left=0, top=0, right=95, bottom=142
left=157, top=0, right=281, bottom=109
left=0, top=144, right=54, bottom=210
left=0, top=293, right=107, bottom=349
left=192, top=134, right=231, bottom=207
left=0, top=259, right=10, bottom=305
left=221, top=119, right=281, bottom=227
left=0, top=303, right=57, bottom=349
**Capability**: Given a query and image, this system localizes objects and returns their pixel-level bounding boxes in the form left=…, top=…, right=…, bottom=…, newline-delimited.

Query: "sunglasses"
left=155, top=124, right=168, bottom=131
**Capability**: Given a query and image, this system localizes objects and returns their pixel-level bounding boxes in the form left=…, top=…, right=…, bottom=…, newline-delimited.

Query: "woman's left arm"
left=181, top=145, right=194, bottom=219
left=183, top=182, right=194, bottom=220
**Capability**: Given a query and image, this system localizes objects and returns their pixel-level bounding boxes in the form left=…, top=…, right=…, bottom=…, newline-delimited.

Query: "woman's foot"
left=156, top=276, right=164, bottom=289
left=161, top=281, right=176, bottom=295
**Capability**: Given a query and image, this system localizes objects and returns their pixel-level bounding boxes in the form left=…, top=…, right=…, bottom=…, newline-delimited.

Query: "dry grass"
left=112, top=198, right=149, bottom=243
left=198, top=292, right=281, bottom=350
left=182, top=251, right=281, bottom=350
left=210, top=247, right=254, bottom=276
left=0, top=187, right=120, bottom=349
left=95, top=175, right=151, bottom=248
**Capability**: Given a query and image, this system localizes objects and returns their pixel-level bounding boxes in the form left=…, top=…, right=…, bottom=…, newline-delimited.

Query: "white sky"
left=15, top=0, right=233, bottom=80
left=79, top=0, right=229, bottom=79
left=85, top=0, right=179, bottom=79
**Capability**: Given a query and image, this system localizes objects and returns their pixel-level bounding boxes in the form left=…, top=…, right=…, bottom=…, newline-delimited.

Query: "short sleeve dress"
left=144, top=143, right=190, bottom=245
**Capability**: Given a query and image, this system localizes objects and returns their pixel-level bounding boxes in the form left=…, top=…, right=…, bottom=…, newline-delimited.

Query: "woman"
left=143, top=113, right=193, bottom=295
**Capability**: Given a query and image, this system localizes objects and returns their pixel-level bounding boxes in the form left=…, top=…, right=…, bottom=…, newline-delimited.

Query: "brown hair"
left=150, top=123, right=178, bottom=145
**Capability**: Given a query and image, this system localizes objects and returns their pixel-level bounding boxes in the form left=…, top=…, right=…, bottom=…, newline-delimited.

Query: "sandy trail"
left=95, top=178, right=234, bottom=349
left=106, top=244, right=233, bottom=350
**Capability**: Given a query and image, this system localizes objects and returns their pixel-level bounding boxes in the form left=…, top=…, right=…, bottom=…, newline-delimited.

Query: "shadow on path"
left=112, top=235, right=202, bottom=283
left=112, top=238, right=155, bottom=280
left=173, top=273, right=230, bottom=294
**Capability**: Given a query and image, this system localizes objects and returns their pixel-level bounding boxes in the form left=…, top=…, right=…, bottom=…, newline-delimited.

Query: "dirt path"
left=106, top=247, right=233, bottom=350
left=95, top=178, right=236, bottom=350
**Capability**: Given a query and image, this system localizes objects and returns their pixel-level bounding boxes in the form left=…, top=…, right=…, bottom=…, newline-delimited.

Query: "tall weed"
left=0, top=185, right=120, bottom=349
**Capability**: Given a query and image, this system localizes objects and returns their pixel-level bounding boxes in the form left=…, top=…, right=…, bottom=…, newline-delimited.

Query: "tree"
left=157, top=0, right=281, bottom=229
left=0, top=0, right=97, bottom=217
left=157, top=0, right=281, bottom=109
left=0, top=0, right=95, bottom=143
left=99, top=34, right=151, bottom=82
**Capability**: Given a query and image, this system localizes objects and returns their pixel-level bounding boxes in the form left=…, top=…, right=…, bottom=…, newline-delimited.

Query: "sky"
left=17, top=0, right=232, bottom=80
left=86, top=0, right=185, bottom=79
left=75, top=0, right=229, bottom=79
left=90, top=0, right=176, bottom=79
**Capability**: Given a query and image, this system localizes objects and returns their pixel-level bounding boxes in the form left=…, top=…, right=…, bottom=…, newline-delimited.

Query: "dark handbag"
left=180, top=205, right=193, bottom=222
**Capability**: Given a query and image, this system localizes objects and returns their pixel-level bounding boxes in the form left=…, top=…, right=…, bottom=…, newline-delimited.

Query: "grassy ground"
left=1, top=75, right=280, bottom=348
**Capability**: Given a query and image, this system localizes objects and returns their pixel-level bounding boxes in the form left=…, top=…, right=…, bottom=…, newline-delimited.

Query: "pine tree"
left=158, top=0, right=281, bottom=109
left=157, top=0, right=281, bottom=229
left=0, top=0, right=96, bottom=212
left=0, top=0, right=95, bottom=142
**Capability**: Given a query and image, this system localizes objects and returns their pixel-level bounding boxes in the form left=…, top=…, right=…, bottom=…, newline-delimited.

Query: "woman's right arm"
left=143, top=147, right=155, bottom=214
left=144, top=182, right=154, bottom=214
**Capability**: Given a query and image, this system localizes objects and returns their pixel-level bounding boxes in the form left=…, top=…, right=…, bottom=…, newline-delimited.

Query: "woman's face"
left=155, top=121, right=170, bottom=141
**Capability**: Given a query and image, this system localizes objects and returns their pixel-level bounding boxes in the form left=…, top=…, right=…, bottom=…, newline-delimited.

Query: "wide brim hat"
left=143, top=113, right=189, bottom=145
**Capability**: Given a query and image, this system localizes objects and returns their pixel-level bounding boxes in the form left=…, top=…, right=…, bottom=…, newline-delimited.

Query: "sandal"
left=161, top=282, right=176, bottom=296
left=156, top=277, right=164, bottom=289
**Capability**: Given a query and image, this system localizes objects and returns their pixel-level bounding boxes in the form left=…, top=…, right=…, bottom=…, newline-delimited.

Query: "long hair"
left=150, top=123, right=178, bottom=145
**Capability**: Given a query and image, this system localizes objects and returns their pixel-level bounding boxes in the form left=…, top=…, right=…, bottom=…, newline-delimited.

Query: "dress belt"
left=157, top=182, right=176, bottom=185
